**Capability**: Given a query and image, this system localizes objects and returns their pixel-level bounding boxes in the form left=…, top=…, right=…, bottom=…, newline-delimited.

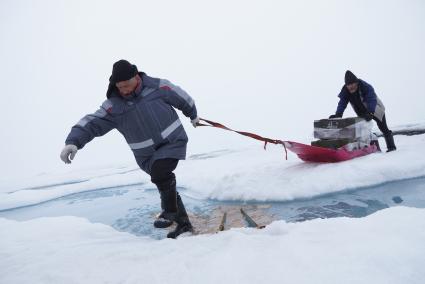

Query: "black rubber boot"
left=166, top=194, right=193, bottom=239
left=153, top=188, right=174, bottom=228
left=167, top=222, right=193, bottom=239
left=153, top=179, right=178, bottom=229
left=154, top=211, right=174, bottom=229
left=384, top=132, right=397, bottom=152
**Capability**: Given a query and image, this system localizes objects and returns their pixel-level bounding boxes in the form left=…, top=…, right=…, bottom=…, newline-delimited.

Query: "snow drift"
left=1, top=206, right=424, bottom=284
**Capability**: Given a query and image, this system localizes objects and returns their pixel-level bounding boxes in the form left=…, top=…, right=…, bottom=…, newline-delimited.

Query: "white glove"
left=191, top=116, right=200, bottom=128
left=60, top=145, right=78, bottom=164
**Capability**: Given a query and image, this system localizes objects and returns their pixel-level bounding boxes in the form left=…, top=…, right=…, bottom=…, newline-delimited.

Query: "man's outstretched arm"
left=335, top=96, right=349, bottom=117
left=61, top=102, right=116, bottom=163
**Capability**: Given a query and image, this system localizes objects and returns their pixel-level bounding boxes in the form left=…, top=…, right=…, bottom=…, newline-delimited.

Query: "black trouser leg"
left=373, top=115, right=396, bottom=151
left=373, top=115, right=391, bottom=135
left=151, top=158, right=179, bottom=213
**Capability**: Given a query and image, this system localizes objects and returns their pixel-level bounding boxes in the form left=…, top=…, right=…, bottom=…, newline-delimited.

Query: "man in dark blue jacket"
left=60, top=60, right=200, bottom=238
left=329, top=70, right=396, bottom=152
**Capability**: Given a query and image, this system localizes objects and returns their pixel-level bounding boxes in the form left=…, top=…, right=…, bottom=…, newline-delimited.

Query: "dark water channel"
left=1, top=176, right=424, bottom=239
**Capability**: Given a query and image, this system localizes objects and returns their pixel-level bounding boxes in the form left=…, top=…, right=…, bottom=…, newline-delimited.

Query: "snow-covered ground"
left=1, top=134, right=424, bottom=211
left=1, top=206, right=424, bottom=284
left=377, top=122, right=425, bottom=136
left=1, top=130, right=424, bottom=284
left=1, top=1, right=424, bottom=282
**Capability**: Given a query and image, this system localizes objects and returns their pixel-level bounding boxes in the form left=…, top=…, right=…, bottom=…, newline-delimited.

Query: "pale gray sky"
left=0, top=0, right=424, bottom=180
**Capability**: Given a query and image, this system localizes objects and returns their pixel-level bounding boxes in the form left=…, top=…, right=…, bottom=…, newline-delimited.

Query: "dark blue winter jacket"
left=65, top=73, right=197, bottom=174
left=335, top=79, right=385, bottom=121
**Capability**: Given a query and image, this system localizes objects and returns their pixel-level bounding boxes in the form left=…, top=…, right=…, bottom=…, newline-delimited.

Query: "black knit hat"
left=109, top=59, right=138, bottom=83
left=345, top=70, right=358, bottom=85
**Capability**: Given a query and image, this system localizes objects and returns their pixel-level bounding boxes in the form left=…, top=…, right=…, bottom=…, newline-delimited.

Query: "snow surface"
left=1, top=206, right=424, bottom=284
left=382, top=122, right=425, bottom=134
left=1, top=134, right=425, bottom=211
left=1, top=1, right=424, bottom=283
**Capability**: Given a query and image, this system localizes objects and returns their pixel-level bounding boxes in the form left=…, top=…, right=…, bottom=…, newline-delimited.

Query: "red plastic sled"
left=283, top=141, right=380, bottom=163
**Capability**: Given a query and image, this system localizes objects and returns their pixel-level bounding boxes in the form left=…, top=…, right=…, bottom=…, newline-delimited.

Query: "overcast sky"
left=0, top=0, right=424, bottom=180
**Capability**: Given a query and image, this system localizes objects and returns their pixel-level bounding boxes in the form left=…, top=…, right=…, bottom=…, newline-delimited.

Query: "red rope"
left=197, top=118, right=288, bottom=160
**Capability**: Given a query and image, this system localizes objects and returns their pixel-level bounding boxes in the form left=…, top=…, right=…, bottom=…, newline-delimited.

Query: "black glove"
left=329, top=114, right=342, bottom=119
left=360, top=113, right=374, bottom=121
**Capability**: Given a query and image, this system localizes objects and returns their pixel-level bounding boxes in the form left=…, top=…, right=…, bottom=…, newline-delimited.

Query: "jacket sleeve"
left=159, top=79, right=198, bottom=120
left=361, top=81, right=378, bottom=113
left=335, top=89, right=348, bottom=116
left=65, top=103, right=116, bottom=149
